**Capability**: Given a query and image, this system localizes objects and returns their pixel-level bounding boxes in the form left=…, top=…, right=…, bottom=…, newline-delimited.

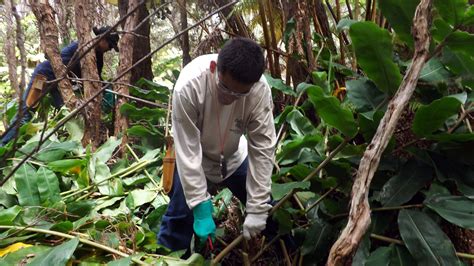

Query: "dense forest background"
left=0, top=0, right=473, bottom=265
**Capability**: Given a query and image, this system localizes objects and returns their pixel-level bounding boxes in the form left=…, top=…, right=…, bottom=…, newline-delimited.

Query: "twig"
left=211, top=235, right=243, bottom=265
left=370, top=233, right=474, bottom=260
left=250, top=234, right=281, bottom=263
left=330, top=204, right=424, bottom=220
left=305, top=186, right=338, bottom=213
left=126, top=143, right=160, bottom=188
left=242, top=252, right=251, bottom=266
left=279, top=239, right=292, bottom=266
left=448, top=103, right=474, bottom=134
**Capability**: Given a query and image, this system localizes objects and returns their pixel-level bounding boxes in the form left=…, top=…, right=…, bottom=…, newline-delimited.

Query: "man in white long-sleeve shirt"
left=157, top=38, right=276, bottom=252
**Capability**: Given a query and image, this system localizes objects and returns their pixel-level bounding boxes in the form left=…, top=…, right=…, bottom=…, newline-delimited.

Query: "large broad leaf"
left=419, top=58, right=453, bottom=84
left=93, top=137, right=121, bottom=164
left=345, top=78, right=386, bottom=112
left=94, top=161, right=123, bottom=196
left=434, top=0, right=468, bottom=26
left=0, top=245, right=50, bottom=265
left=264, top=74, right=296, bottom=96
left=125, top=190, right=157, bottom=210
left=133, top=78, right=170, bottom=103
left=28, top=238, right=79, bottom=266
left=463, top=5, right=474, bottom=25
left=378, top=160, right=433, bottom=207
left=18, top=140, right=79, bottom=163
left=445, top=30, right=474, bottom=56
left=390, top=245, right=416, bottom=266
left=14, top=163, right=40, bottom=206
left=277, top=134, right=323, bottom=165
left=365, top=246, right=393, bottom=266
left=0, top=189, right=17, bottom=208
left=349, top=22, right=402, bottom=94
left=307, top=85, right=358, bottom=138
left=0, top=206, right=21, bottom=225
left=286, top=109, right=317, bottom=137
left=301, top=219, right=333, bottom=260
left=412, top=96, right=462, bottom=136
left=36, top=167, right=61, bottom=204
left=425, top=195, right=474, bottom=229
left=271, top=181, right=310, bottom=200
left=144, top=205, right=168, bottom=234
left=65, top=118, right=84, bottom=142
left=441, top=47, right=474, bottom=88
left=47, top=159, right=85, bottom=173
left=379, top=0, right=420, bottom=48
left=120, top=103, right=166, bottom=123
left=398, top=210, right=461, bottom=265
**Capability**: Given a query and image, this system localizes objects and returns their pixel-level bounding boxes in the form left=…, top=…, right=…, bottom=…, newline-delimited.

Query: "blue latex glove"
left=193, top=199, right=216, bottom=245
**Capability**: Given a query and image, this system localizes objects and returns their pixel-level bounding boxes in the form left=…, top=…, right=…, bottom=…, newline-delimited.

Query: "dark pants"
left=158, top=158, right=249, bottom=251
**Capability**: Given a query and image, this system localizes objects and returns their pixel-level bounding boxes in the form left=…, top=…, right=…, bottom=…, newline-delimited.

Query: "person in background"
left=0, top=26, right=119, bottom=146
left=158, top=38, right=276, bottom=253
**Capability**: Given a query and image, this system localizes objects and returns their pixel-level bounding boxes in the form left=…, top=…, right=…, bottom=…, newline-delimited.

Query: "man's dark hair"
left=217, top=38, right=265, bottom=84
left=93, top=26, right=119, bottom=52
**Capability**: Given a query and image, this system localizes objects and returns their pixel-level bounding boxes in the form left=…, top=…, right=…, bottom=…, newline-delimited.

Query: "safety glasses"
left=216, top=72, right=251, bottom=98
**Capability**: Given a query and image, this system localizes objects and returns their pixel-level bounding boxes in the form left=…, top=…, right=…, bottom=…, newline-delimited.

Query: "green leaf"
left=286, top=109, right=316, bottom=136
left=50, top=221, right=73, bottom=233
left=425, top=195, right=474, bottom=229
left=0, top=245, right=50, bottom=265
left=14, top=163, right=40, bottom=206
left=0, top=206, right=21, bottom=225
left=107, top=257, right=132, bottom=266
left=419, top=58, right=452, bottom=84
left=65, top=118, right=84, bottom=142
left=301, top=219, right=333, bottom=258
left=18, top=141, right=79, bottom=163
left=134, top=78, right=169, bottom=103
left=144, top=205, right=168, bottom=235
left=379, top=0, right=420, bottom=48
left=273, top=209, right=293, bottom=235
left=66, top=201, right=94, bottom=220
left=125, top=190, right=157, bottom=210
left=365, top=246, right=392, bottom=266
left=390, top=245, right=416, bottom=266
left=307, top=85, right=358, bottom=138
left=377, top=160, right=433, bottom=207
left=349, top=22, right=402, bottom=94
left=441, top=47, right=474, bottom=87
left=412, top=96, right=462, bottom=136
left=463, top=5, right=474, bottom=26
left=36, top=167, right=61, bottom=204
left=276, top=135, right=323, bottom=165
left=29, top=238, right=79, bottom=266
left=434, top=0, right=468, bottom=26
left=265, top=74, right=296, bottom=96
left=94, top=137, right=122, bottom=164
left=445, top=30, right=474, bottom=55
left=271, top=181, right=310, bottom=200
left=120, top=103, right=166, bottom=123
left=398, top=210, right=461, bottom=265
left=0, top=189, right=17, bottom=208
left=47, top=159, right=84, bottom=173
left=346, top=78, right=386, bottom=112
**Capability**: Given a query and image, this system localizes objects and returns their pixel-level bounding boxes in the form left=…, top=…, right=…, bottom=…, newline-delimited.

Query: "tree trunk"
left=4, top=0, right=19, bottom=97
left=55, top=0, right=72, bottom=46
left=114, top=0, right=141, bottom=151
left=75, top=0, right=104, bottom=149
left=178, top=0, right=191, bottom=66
left=118, top=0, right=153, bottom=83
left=216, top=0, right=252, bottom=38
left=29, top=0, right=78, bottom=110
left=12, top=2, right=26, bottom=93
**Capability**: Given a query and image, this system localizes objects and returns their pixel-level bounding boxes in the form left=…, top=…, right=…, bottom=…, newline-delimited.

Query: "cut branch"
left=327, top=0, right=433, bottom=265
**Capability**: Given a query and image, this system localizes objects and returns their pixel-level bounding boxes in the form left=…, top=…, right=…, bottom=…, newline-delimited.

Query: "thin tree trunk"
left=327, top=0, right=432, bottom=264
left=313, top=0, right=337, bottom=54
left=265, top=0, right=281, bottom=78
left=75, top=0, right=104, bottom=149
left=178, top=0, right=191, bottom=66
left=55, top=0, right=71, bottom=46
left=216, top=0, right=252, bottom=38
left=299, top=0, right=315, bottom=72
left=4, top=0, right=19, bottom=96
left=29, top=0, right=78, bottom=110
left=114, top=0, right=141, bottom=151
left=119, top=0, right=153, bottom=83
left=258, top=0, right=275, bottom=76
left=12, top=2, right=26, bottom=93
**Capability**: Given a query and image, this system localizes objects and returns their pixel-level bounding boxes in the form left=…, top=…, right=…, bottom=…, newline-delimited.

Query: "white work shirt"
left=172, top=54, right=276, bottom=214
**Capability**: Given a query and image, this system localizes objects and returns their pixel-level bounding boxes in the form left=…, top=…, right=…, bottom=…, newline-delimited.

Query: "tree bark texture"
left=312, top=0, right=337, bottom=53
left=215, top=0, right=252, bottom=38
left=327, top=0, right=433, bottom=265
left=258, top=0, right=275, bottom=76
left=4, top=0, right=19, bottom=96
left=55, top=0, right=72, bottom=46
left=75, top=0, right=104, bottom=149
left=114, top=0, right=141, bottom=149
left=12, top=3, right=27, bottom=93
left=178, top=0, right=191, bottom=66
left=29, top=0, right=78, bottom=110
